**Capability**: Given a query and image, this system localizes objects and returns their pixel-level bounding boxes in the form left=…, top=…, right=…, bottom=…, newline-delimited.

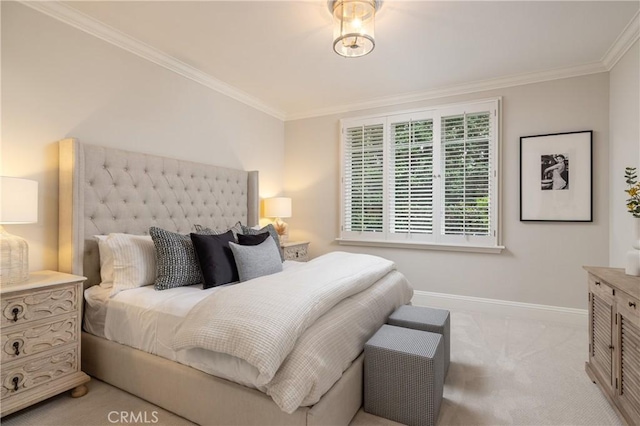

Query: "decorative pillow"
left=190, top=231, right=239, bottom=289
left=95, top=235, right=114, bottom=288
left=241, top=224, right=284, bottom=261
left=229, top=236, right=283, bottom=282
left=150, top=227, right=210, bottom=290
left=105, top=234, right=156, bottom=297
left=193, top=221, right=243, bottom=238
left=237, top=232, right=270, bottom=246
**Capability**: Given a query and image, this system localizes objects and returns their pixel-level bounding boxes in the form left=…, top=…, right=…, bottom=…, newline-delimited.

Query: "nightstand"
left=0, top=271, right=91, bottom=417
left=281, top=241, right=310, bottom=262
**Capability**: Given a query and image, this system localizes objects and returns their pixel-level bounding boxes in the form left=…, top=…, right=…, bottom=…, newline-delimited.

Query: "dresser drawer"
left=1, top=346, right=78, bottom=400
left=589, top=275, right=615, bottom=301
left=1, top=315, right=78, bottom=363
left=1, top=285, right=77, bottom=327
left=617, top=293, right=640, bottom=329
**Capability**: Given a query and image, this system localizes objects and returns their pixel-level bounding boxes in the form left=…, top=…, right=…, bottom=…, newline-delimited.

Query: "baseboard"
left=411, top=290, right=587, bottom=326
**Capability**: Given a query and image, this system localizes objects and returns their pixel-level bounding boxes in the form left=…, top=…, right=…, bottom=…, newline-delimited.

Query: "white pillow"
left=95, top=235, right=114, bottom=288
left=105, top=234, right=156, bottom=297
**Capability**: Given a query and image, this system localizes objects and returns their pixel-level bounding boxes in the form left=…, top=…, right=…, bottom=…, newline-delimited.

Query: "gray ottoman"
left=364, top=324, right=444, bottom=426
left=389, top=305, right=451, bottom=377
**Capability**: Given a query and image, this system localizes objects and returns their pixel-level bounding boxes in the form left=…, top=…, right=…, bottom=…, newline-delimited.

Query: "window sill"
left=335, top=238, right=505, bottom=254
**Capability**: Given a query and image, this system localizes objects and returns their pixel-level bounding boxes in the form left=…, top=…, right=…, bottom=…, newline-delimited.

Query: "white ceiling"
left=60, top=1, right=639, bottom=120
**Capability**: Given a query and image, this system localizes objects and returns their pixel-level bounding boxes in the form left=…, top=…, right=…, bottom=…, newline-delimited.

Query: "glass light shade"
left=1, top=177, right=38, bottom=224
left=332, top=0, right=377, bottom=58
left=264, top=197, right=292, bottom=219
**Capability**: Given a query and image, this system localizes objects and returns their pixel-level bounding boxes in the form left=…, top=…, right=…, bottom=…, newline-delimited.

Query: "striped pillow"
left=106, top=234, right=156, bottom=297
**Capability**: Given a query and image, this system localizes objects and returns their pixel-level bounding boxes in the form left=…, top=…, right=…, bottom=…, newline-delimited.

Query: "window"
left=340, top=99, right=501, bottom=251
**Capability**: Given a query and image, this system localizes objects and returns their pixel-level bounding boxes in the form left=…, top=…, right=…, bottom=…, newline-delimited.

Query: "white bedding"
left=83, top=255, right=413, bottom=412
left=85, top=262, right=308, bottom=387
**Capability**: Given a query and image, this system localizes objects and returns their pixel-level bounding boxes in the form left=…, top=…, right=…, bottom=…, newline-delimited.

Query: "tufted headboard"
left=58, top=139, right=259, bottom=288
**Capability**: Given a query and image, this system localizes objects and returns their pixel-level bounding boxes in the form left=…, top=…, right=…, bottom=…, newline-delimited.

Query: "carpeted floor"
left=2, top=309, right=621, bottom=426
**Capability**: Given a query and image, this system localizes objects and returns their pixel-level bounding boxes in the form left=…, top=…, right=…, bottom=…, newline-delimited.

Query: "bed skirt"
left=81, top=332, right=363, bottom=425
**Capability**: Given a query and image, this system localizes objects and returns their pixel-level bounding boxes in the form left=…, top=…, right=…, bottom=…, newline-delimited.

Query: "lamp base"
left=0, top=226, right=29, bottom=285
left=626, top=249, right=640, bottom=277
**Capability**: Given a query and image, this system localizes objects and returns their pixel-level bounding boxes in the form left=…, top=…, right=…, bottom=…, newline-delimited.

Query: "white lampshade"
left=1, top=177, right=38, bottom=224
left=264, top=197, right=292, bottom=219
left=1, top=177, right=38, bottom=285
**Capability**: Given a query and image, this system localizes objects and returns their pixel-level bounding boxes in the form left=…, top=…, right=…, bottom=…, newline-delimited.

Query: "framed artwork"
left=520, top=130, right=592, bottom=222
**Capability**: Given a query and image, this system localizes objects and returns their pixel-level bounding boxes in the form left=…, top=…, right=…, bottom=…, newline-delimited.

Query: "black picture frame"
left=520, top=130, right=593, bottom=222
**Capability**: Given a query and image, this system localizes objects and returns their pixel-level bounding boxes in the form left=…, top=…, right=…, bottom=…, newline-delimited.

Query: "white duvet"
left=100, top=252, right=413, bottom=413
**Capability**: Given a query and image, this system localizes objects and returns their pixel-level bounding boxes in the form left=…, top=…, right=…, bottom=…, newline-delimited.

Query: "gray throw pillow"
left=194, top=221, right=243, bottom=238
left=229, top=236, right=283, bottom=282
left=241, top=224, right=284, bottom=261
left=150, top=226, right=215, bottom=290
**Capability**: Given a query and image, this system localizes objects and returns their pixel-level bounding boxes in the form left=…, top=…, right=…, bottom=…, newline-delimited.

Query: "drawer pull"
left=629, top=301, right=637, bottom=309
left=12, top=377, right=19, bottom=392
left=12, top=342, right=20, bottom=356
left=11, top=307, right=19, bottom=322
left=609, top=345, right=614, bottom=350
left=595, top=281, right=601, bottom=286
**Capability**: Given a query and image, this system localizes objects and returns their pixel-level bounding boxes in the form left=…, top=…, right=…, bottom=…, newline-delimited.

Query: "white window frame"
left=338, top=98, right=504, bottom=253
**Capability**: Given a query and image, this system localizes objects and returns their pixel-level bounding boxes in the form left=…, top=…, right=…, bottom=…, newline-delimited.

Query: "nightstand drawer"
left=1, top=285, right=77, bottom=327
left=1, top=346, right=78, bottom=400
left=1, top=315, right=78, bottom=363
left=283, top=244, right=309, bottom=262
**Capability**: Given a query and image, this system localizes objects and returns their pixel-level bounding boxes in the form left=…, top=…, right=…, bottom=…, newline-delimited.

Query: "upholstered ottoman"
left=364, top=325, right=444, bottom=426
left=389, top=305, right=451, bottom=376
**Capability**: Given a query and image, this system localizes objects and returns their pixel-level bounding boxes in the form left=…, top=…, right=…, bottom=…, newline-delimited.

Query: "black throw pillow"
left=237, top=232, right=270, bottom=246
left=190, top=230, right=239, bottom=289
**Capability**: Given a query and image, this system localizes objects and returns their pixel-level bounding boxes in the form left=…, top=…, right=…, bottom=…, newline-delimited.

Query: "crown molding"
left=285, top=62, right=607, bottom=121
left=20, top=1, right=287, bottom=121
left=602, top=10, right=640, bottom=71
left=19, top=1, right=636, bottom=123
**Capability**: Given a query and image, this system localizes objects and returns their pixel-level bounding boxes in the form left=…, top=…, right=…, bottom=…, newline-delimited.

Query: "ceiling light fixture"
left=328, top=0, right=382, bottom=58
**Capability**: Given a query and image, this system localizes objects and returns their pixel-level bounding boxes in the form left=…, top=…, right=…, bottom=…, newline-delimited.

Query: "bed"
left=58, top=139, right=412, bottom=425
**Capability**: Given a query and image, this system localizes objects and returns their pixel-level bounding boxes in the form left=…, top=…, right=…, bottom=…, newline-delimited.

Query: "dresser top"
left=584, top=266, right=640, bottom=299
left=0, top=270, right=86, bottom=295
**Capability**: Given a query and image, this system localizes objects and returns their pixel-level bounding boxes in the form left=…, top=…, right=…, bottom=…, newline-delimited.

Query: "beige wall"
left=1, top=2, right=285, bottom=272
left=285, top=74, right=610, bottom=310
left=609, top=40, right=640, bottom=267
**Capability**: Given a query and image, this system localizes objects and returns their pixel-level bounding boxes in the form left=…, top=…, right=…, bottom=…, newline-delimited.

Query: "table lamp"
left=1, top=177, right=38, bottom=285
left=264, top=197, right=292, bottom=242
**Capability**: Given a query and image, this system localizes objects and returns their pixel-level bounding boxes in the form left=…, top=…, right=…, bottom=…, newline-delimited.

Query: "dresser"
left=584, top=266, right=640, bottom=425
left=0, top=271, right=91, bottom=417
left=281, top=241, right=310, bottom=262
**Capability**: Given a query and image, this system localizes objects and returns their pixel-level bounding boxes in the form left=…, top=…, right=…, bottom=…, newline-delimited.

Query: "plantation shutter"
left=340, top=99, right=499, bottom=249
left=342, top=122, right=384, bottom=234
left=441, top=111, right=492, bottom=236
left=388, top=118, right=434, bottom=236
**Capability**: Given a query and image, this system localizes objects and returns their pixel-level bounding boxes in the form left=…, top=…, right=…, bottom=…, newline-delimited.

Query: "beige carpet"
left=2, top=309, right=621, bottom=426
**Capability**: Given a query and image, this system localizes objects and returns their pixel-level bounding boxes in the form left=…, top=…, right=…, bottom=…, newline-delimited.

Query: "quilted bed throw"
left=172, top=251, right=395, bottom=386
